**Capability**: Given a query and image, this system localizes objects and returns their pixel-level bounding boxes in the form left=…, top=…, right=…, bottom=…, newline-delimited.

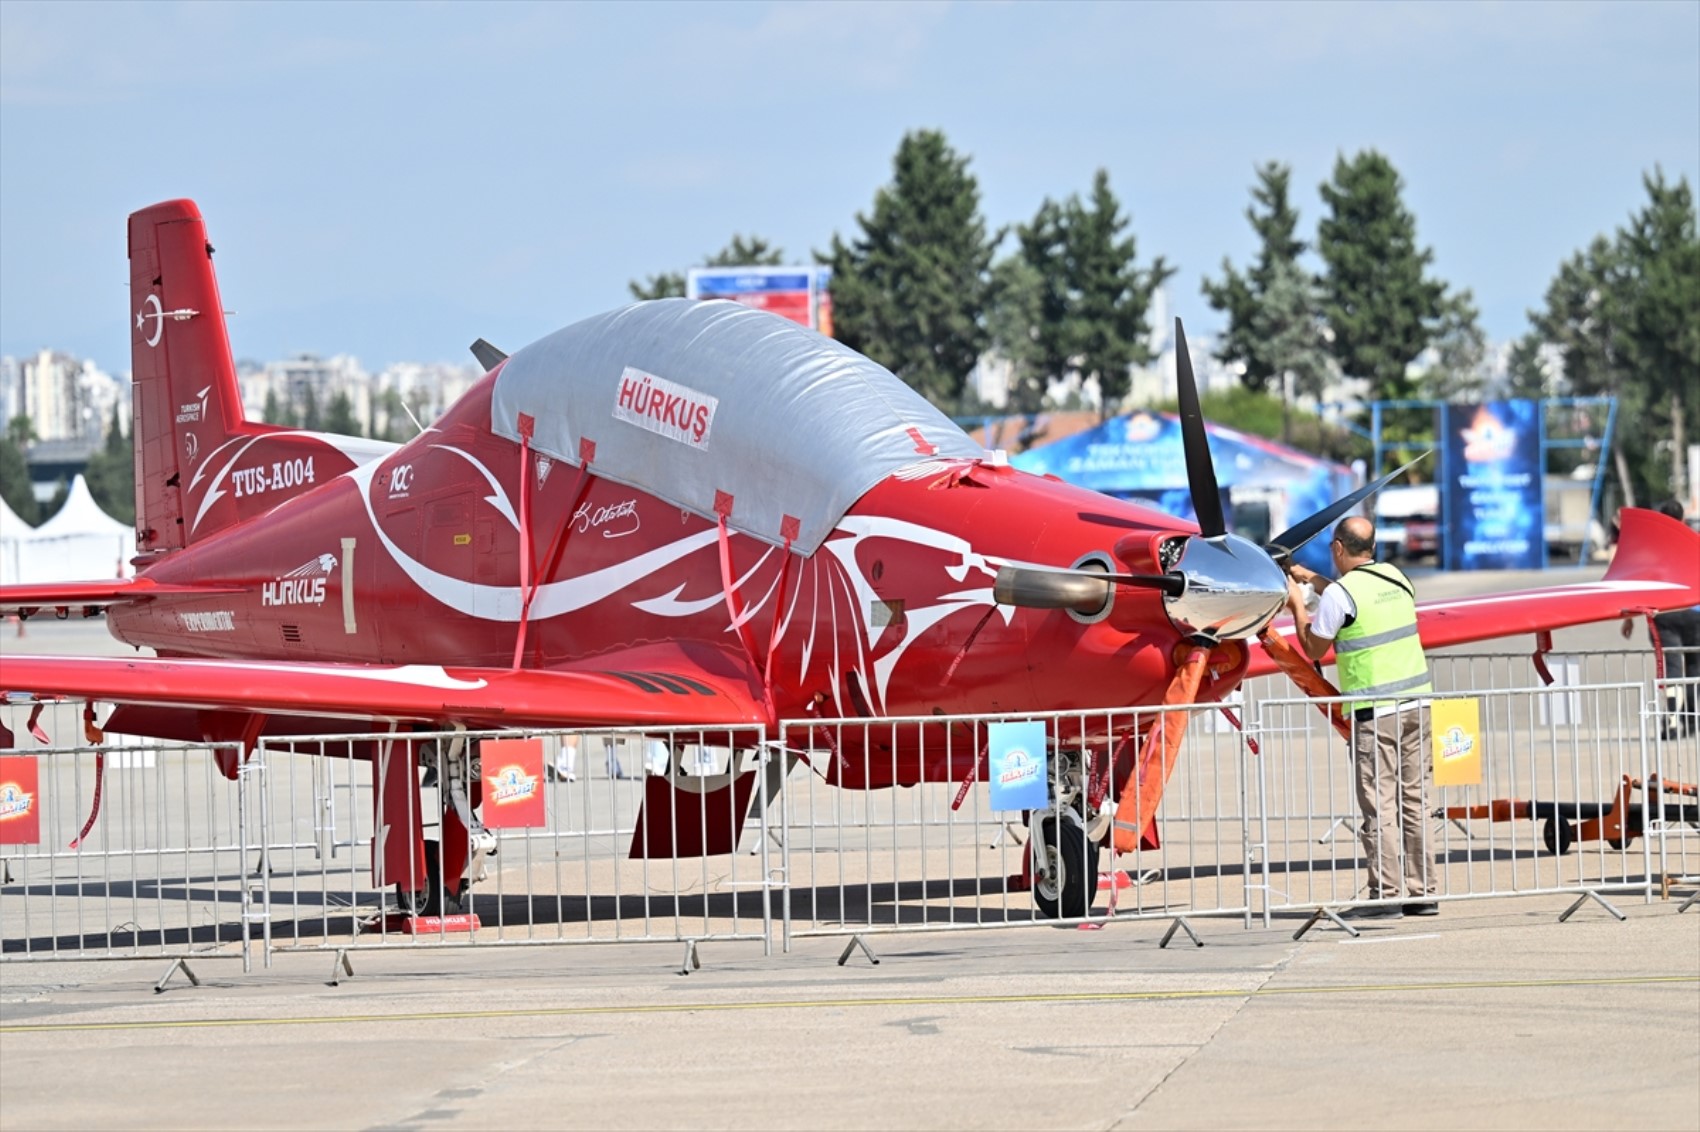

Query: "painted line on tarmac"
left=2, top=974, right=1694, bottom=1035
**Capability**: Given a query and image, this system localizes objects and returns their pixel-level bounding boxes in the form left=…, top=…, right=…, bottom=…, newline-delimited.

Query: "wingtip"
left=1605, top=507, right=1700, bottom=606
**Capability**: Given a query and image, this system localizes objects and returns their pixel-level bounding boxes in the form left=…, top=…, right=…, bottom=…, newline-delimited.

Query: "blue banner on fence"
left=987, top=721, right=1049, bottom=811
left=1442, top=399, right=1544, bottom=571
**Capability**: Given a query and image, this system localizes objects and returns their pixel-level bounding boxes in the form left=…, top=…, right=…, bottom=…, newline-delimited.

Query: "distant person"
left=1650, top=500, right=1700, bottom=737
left=549, top=738, right=577, bottom=783
left=1286, top=516, right=1437, bottom=921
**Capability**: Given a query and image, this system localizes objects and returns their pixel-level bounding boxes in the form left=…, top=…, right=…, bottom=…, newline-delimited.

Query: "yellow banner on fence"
left=1432, top=697, right=1483, bottom=786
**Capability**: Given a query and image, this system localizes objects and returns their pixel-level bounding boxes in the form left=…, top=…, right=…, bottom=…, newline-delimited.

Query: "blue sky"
left=2, top=0, right=1695, bottom=374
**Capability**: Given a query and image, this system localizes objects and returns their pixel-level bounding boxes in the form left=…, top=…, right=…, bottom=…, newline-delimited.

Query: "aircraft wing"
left=0, top=641, right=768, bottom=735
left=0, top=578, right=246, bottom=615
left=1248, top=507, right=1700, bottom=679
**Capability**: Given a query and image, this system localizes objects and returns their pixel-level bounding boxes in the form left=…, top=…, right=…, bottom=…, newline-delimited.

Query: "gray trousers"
left=1351, top=706, right=1433, bottom=901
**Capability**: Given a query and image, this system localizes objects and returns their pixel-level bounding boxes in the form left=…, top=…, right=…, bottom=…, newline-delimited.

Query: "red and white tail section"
left=129, top=199, right=247, bottom=553
left=127, top=199, right=391, bottom=558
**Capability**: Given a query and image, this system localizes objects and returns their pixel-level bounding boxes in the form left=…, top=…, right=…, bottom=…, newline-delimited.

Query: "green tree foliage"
left=0, top=434, right=38, bottom=525
left=1016, top=169, right=1173, bottom=419
left=628, top=235, right=788, bottom=301
left=984, top=254, right=1047, bottom=414
left=1618, top=171, right=1700, bottom=501
left=40, top=479, right=68, bottom=524
left=1250, top=258, right=1334, bottom=444
left=1150, top=385, right=1365, bottom=467
left=823, top=129, right=994, bottom=409
left=300, top=386, right=321, bottom=432
left=1202, top=162, right=1310, bottom=393
left=262, top=388, right=296, bottom=427
left=7, top=415, right=36, bottom=447
left=322, top=390, right=362, bottom=438
left=83, top=403, right=135, bottom=527
left=1418, top=290, right=1490, bottom=402
left=1532, top=171, right=1700, bottom=504
left=1316, top=151, right=1447, bottom=402
left=1504, top=333, right=1554, bottom=400
left=371, top=388, right=412, bottom=442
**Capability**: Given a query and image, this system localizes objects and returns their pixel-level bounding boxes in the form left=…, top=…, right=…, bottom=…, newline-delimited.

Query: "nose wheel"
left=1032, top=813, right=1099, bottom=919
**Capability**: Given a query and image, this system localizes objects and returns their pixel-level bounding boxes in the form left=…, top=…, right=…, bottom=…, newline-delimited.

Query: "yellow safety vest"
left=1333, top=563, right=1433, bottom=715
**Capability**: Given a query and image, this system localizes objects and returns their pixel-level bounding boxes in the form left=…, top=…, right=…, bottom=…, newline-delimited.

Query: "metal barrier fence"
left=1651, top=676, right=1700, bottom=907
left=5, top=671, right=1697, bottom=977
left=0, top=728, right=261, bottom=986
left=1246, top=683, right=1698, bottom=932
left=251, top=724, right=773, bottom=972
left=775, top=704, right=1254, bottom=949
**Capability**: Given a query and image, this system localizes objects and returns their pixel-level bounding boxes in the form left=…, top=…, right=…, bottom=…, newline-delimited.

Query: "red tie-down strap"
left=68, top=752, right=104, bottom=850
left=713, top=493, right=798, bottom=730
left=513, top=436, right=598, bottom=670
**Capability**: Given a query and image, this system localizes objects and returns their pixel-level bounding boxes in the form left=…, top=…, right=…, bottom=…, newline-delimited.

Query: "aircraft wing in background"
left=1249, top=508, right=1700, bottom=678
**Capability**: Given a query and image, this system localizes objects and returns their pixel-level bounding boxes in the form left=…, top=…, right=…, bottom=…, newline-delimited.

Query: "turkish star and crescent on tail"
left=3, top=199, right=1696, bottom=918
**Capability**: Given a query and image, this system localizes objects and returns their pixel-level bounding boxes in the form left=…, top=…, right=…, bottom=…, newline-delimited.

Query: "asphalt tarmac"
left=2, top=565, right=1698, bottom=1131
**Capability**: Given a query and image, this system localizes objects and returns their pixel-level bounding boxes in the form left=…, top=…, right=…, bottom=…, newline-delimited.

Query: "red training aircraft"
left=3, top=199, right=1696, bottom=918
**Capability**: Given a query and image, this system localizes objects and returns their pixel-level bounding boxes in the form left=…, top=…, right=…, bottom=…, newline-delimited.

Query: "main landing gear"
left=388, top=732, right=495, bottom=918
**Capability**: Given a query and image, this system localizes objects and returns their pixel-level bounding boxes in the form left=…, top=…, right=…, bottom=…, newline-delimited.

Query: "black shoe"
left=1403, top=901, right=1440, bottom=917
left=1338, top=904, right=1404, bottom=921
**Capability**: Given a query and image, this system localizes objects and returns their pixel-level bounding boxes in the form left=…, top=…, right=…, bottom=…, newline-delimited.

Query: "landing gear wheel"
left=394, top=839, right=468, bottom=916
left=1540, top=818, right=1575, bottom=856
left=1033, top=815, right=1099, bottom=919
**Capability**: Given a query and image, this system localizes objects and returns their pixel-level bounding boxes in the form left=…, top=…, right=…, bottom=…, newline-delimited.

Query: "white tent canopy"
left=1, top=475, right=134, bottom=584
left=0, top=492, right=28, bottom=585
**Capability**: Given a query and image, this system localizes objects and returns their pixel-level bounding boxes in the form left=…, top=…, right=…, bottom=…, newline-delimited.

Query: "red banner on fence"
left=481, top=739, right=546, bottom=829
left=0, top=757, right=41, bottom=845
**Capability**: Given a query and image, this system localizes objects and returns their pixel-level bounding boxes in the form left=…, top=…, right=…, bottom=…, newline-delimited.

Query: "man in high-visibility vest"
left=1286, top=516, right=1438, bottom=920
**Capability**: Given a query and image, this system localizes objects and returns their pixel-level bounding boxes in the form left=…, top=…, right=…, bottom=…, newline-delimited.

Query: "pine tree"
left=1618, top=170, right=1700, bottom=502
left=1316, top=151, right=1448, bottom=402
left=83, top=402, right=136, bottom=526
left=1504, top=333, right=1553, bottom=400
left=985, top=254, right=1047, bottom=414
left=1419, top=290, right=1490, bottom=402
left=822, top=129, right=994, bottom=409
left=0, top=434, right=38, bottom=525
left=1251, top=258, right=1333, bottom=444
left=323, top=390, right=361, bottom=438
left=1527, top=171, right=1698, bottom=506
left=1203, top=162, right=1310, bottom=393
left=1017, top=170, right=1172, bottom=419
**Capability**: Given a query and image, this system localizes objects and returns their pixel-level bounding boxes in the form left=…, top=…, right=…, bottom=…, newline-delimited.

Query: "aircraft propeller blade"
left=1264, top=451, right=1433, bottom=566
left=1174, top=319, right=1227, bottom=539
left=470, top=338, right=508, bottom=372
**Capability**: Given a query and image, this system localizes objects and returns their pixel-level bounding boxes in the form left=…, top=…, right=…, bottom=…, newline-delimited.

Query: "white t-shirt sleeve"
left=1310, top=581, right=1356, bottom=641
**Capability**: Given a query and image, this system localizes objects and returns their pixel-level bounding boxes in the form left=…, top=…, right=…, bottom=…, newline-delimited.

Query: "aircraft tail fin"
left=128, top=199, right=252, bottom=555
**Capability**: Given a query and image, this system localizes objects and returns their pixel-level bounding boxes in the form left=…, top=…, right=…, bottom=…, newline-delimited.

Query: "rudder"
left=128, top=199, right=248, bottom=556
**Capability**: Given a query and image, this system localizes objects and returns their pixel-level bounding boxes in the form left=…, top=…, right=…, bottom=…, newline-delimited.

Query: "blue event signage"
left=987, top=721, right=1050, bottom=812
left=1441, top=399, right=1544, bottom=571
